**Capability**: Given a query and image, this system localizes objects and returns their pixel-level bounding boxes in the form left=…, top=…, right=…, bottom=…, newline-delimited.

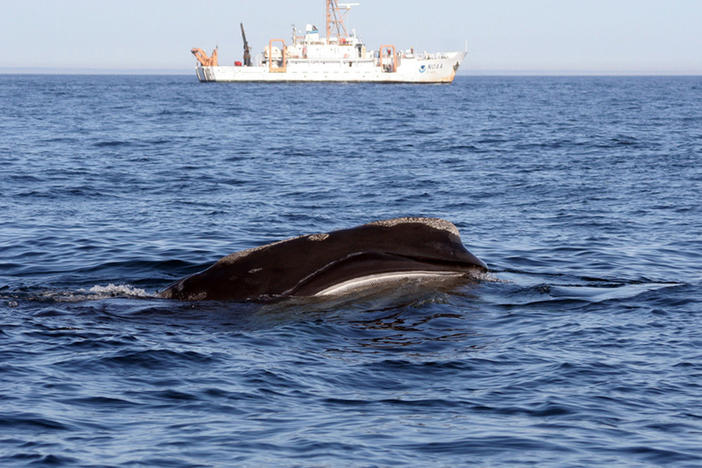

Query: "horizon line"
left=1, top=67, right=701, bottom=77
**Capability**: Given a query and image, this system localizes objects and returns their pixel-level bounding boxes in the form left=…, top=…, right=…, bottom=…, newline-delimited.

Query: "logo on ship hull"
left=419, top=65, right=426, bottom=73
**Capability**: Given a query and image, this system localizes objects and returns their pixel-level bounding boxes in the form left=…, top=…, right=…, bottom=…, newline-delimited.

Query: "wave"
left=79, top=283, right=151, bottom=297
left=92, top=140, right=134, bottom=148
left=11, top=283, right=155, bottom=303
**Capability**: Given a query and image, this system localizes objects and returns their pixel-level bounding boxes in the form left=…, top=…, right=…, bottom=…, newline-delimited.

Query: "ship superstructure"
left=191, top=1, right=466, bottom=83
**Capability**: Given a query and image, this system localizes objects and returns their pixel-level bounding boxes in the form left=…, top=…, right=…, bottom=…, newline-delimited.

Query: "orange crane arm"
left=190, top=47, right=219, bottom=66
left=210, top=48, right=218, bottom=66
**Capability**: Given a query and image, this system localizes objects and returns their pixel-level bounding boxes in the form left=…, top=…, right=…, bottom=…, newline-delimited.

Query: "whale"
left=158, top=217, right=487, bottom=302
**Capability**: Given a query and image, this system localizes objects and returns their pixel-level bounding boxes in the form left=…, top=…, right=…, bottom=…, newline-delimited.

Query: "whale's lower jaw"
left=312, top=270, right=469, bottom=297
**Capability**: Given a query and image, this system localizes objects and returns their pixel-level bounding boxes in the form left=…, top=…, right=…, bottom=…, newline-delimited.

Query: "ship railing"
left=419, top=52, right=450, bottom=60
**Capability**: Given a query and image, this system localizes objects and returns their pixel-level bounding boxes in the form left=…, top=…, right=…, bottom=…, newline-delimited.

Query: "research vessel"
left=190, top=1, right=466, bottom=83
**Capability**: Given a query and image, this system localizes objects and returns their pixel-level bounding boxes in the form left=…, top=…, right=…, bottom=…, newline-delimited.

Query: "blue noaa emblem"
left=419, top=65, right=426, bottom=73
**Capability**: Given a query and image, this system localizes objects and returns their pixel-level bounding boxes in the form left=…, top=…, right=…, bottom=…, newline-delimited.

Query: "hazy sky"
left=2, top=0, right=701, bottom=74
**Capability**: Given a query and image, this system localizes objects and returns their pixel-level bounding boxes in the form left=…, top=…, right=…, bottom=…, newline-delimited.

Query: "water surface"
left=1, top=75, right=701, bottom=466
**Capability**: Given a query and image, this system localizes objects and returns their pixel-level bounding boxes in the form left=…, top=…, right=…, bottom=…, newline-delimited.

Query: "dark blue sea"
left=1, top=74, right=701, bottom=467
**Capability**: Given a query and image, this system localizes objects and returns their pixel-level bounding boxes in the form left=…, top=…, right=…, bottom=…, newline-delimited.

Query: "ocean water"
left=1, top=74, right=701, bottom=466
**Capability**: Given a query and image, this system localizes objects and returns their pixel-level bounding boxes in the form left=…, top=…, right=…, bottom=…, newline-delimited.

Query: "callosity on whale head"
left=158, top=217, right=487, bottom=302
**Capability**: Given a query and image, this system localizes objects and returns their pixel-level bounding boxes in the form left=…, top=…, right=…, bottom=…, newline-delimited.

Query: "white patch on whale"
left=313, top=270, right=466, bottom=297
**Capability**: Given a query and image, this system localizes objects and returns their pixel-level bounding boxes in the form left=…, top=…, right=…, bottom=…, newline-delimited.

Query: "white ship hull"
left=196, top=51, right=466, bottom=84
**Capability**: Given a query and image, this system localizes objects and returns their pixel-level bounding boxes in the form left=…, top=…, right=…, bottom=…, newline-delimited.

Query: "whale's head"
left=159, top=217, right=487, bottom=302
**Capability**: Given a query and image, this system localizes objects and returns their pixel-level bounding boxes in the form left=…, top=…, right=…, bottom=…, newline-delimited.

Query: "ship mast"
left=325, top=0, right=359, bottom=43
